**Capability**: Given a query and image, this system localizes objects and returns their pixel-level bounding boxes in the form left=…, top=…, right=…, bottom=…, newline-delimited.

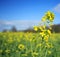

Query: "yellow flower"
left=18, top=44, right=25, bottom=50
left=44, top=36, right=48, bottom=42
left=40, top=32, right=45, bottom=37
left=47, top=30, right=51, bottom=35
left=49, top=16, right=53, bottom=22
left=34, top=26, right=38, bottom=31
left=39, top=26, right=46, bottom=32
left=42, top=16, right=46, bottom=21
left=39, top=27, right=43, bottom=31
left=47, top=11, right=51, bottom=16
left=45, top=11, right=54, bottom=22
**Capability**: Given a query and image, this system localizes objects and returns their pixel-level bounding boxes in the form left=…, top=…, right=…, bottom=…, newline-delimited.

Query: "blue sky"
left=0, top=0, right=60, bottom=31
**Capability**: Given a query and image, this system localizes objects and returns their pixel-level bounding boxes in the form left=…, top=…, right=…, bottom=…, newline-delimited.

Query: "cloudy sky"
left=0, top=0, right=60, bottom=31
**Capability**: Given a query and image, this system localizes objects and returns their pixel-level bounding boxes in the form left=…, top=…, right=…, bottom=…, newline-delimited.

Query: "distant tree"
left=51, top=24, right=60, bottom=33
left=11, top=26, right=17, bottom=32
left=3, top=29, right=7, bottom=32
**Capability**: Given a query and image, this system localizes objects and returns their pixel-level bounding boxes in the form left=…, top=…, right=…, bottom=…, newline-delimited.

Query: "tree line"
left=3, top=24, right=60, bottom=33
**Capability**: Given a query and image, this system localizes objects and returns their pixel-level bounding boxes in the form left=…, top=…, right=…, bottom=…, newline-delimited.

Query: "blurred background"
left=0, top=0, right=60, bottom=32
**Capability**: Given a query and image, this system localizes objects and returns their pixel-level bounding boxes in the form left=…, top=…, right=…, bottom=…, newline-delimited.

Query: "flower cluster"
left=42, top=11, right=54, bottom=22
left=18, top=44, right=25, bottom=50
left=34, top=11, right=55, bottom=56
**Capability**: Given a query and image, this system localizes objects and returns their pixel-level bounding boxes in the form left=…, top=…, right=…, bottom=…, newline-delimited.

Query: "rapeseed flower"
left=18, top=44, right=25, bottom=50
left=39, top=27, right=44, bottom=31
left=40, top=32, right=45, bottom=37
left=47, top=30, right=51, bottom=35
left=44, top=36, right=48, bottom=42
left=42, top=16, right=47, bottom=21
left=46, top=11, right=54, bottom=22
left=42, top=11, right=54, bottom=22
left=34, top=26, right=38, bottom=31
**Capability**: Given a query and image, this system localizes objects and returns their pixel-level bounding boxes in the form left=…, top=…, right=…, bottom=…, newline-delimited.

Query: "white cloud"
left=54, top=3, right=60, bottom=13
left=0, top=19, right=40, bottom=30
left=0, top=20, right=12, bottom=25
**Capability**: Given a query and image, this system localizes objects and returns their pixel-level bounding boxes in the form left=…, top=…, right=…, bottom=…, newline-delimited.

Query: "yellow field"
left=0, top=32, right=60, bottom=57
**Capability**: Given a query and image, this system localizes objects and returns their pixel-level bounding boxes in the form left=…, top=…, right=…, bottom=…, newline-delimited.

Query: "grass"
left=51, top=33, right=60, bottom=57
